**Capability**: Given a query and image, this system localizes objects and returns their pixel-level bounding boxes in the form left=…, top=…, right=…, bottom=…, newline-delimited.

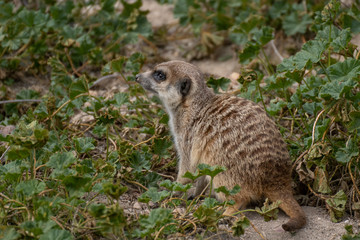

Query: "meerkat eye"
left=152, top=70, right=166, bottom=82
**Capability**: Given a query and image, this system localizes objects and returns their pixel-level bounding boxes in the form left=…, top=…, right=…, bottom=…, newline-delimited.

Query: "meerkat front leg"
left=176, top=156, right=193, bottom=185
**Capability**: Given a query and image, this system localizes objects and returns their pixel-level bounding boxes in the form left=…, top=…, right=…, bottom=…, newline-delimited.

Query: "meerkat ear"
left=179, top=78, right=191, bottom=96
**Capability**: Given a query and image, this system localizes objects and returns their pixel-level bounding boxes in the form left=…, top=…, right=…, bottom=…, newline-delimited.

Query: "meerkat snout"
left=136, top=60, right=306, bottom=231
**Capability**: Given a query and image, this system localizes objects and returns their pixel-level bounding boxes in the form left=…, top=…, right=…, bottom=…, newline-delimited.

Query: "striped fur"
left=135, top=61, right=306, bottom=231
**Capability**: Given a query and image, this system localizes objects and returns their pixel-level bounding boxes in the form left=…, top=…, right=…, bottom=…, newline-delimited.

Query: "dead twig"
left=348, top=156, right=360, bottom=198
left=311, top=109, right=326, bottom=147
left=91, top=73, right=122, bottom=88
left=124, top=178, right=148, bottom=191
left=0, top=146, right=10, bottom=163
left=270, top=40, right=284, bottom=61
left=0, top=99, right=42, bottom=104
left=65, top=48, right=81, bottom=77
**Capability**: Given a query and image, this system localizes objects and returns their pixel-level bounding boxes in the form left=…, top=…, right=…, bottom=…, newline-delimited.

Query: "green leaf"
left=114, top=92, right=129, bottom=107
left=110, top=57, right=127, bottom=73
left=277, top=39, right=327, bottom=72
left=232, top=215, right=250, bottom=236
left=207, top=77, right=231, bottom=93
left=202, top=197, right=219, bottom=208
left=137, top=208, right=174, bottom=237
left=160, top=180, right=192, bottom=192
left=215, top=185, right=241, bottom=197
left=283, top=12, right=312, bottom=36
left=69, top=76, right=89, bottom=99
left=129, top=151, right=151, bottom=173
left=197, top=164, right=226, bottom=178
left=348, top=111, right=360, bottom=132
left=255, top=198, right=280, bottom=222
left=254, top=26, right=274, bottom=45
left=331, top=28, right=352, bottom=52
left=46, top=152, right=77, bottom=169
left=335, top=138, right=359, bottom=164
left=153, top=138, right=172, bottom=158
left=39, top=229, right=73, bottom=240
left=313, top=166, right=331, bottom=194
left=74, top=137, right=95, bottom=154
left=15, top=179, right=46, bottom=196
left=319, top=78, right=357, bottom=100
left=328, top=59, right=360, bottom=82
left=10, top=120, right=49, bottom=149
left=103, top=182, right=128, bottom=200
left=239, top=41, right=260, bottom=64
left=0, top=228, right=20, bottom=240
left=194, top=204, right=222, bottom=230
left=138, top=187, right=170, bottom=203
left=49, top=57, right=72, bottom=88
left=183, top=164, right=226, bottom=181
left=0, top=160, right=29, bottom=181
left=267, top=99, right=286, bottom=116
left=326, top=190, right=347, bottom=222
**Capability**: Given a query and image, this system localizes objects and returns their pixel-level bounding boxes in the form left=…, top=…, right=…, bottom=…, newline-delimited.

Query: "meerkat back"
left=136, top=60, right=306, bottom=231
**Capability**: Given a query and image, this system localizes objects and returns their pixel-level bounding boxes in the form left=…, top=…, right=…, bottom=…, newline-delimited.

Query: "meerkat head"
left=135, top=61, right=211, bottom=110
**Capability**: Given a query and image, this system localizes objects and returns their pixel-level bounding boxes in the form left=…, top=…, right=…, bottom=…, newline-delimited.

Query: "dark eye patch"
left=152, top=70, right=166, bottom=82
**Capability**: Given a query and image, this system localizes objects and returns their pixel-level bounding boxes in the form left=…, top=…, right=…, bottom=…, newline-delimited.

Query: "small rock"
left=133, top=202, right=142, bottom=210
left=172, top=207, right=185, bottom=215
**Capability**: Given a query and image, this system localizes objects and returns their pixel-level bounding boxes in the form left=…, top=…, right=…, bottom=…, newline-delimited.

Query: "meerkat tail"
left=266, top=190, right=306, bottom=231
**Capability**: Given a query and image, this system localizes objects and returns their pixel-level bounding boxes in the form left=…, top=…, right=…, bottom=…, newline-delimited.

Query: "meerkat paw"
left=223, top=206, right=239, bottom=217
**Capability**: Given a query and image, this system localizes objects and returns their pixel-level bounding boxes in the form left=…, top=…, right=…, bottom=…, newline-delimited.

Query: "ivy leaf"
left=129, top=151, right=151, bottom=173
left=326, top=190, right=347, bottom=222
left=328, top=59, right=360, bottom=82
left=138, top=187, right=170, bottom=203
left=283, top=12, right=312, bottom=36
left=137, top=208, right=174, bottom=237
left=15, top=179, right=46, bottom=197
left=194, top=204, right=222, bottom=230
left=160, top=180, right=192, bottom=193
left=232, top=215, right=250, bottom=236
left=103, top=182, right=128, bottom=200
left=110, top=57, right=127, bottom=73
left=313, top=166, right=331, bottom=194
left=39, top=229, right=73, bottom=240
left=114, top=92, right=129, bottom=107
left=199, top=164, right=226, bottom=178
left=330, top=28, right=352, bottom=52
left=255, top=198, right=280, bottom=222
left=0, top=160, right=30, bottom=181
left=10, top=121, right=49, bottom=149
left=49, top=57, right=72, bottom=88
left=277, top=39, right=327, bottom=72
left=202, top=197, right=219, bottom=208
left=74, top=137, right=95, bottom=154
left=253, top=26, right=274, bottom=45
left=69, top=76, right=89, bottom=99
left=238, top=41, right=260, bottom=64
left=207, top=77, right=231, bottom=93
left=215, top=185, right=241, bottom=197
left=46, top=152, right=77, bottom=169
left=335, top=139, right=359, bottom=164
left=348, top=111, right=360, bottom=132
left=0, top=228, right=20, bottom=240
left=319, top=78, right=357, bottom=100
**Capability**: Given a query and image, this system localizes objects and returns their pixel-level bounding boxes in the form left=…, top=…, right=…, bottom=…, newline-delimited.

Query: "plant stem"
left=106, top=124, right=109, bottom=161
left=328, top=24, right=332, bottom=67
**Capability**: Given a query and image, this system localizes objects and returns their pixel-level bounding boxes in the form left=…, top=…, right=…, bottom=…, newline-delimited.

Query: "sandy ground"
left=235, top=206, right=358, bottom=240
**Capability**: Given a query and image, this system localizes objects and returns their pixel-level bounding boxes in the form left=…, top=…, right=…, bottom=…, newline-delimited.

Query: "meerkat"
left=135, top=60, right=306, bottom=231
